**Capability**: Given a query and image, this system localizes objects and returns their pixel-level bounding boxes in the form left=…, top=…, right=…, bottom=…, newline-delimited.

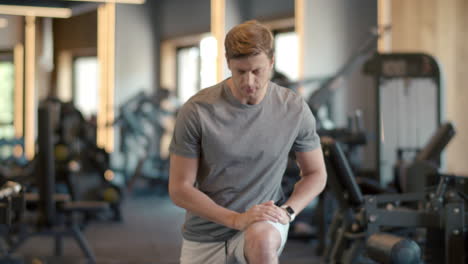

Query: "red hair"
left=225, top=20, right=274, bottom=60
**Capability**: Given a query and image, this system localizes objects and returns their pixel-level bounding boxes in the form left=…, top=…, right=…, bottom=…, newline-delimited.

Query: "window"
left=0, top=57, right=16, bottom=159
left=199, top=36, right=217, bottom=89
left=274, top=30, right=299, bottom=81
left=0, top=60, right=14, bottom=139
left=171, top=28, right=299, bottom=102
left=175, top=35, right=217, bottom=104
left=73, top=56, right=98, bottom=120
left=177, top=46, right=200, bottom=103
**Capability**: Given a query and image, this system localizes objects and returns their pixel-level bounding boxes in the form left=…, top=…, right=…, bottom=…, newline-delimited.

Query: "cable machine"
left=363, top=53, right=443, bottom=186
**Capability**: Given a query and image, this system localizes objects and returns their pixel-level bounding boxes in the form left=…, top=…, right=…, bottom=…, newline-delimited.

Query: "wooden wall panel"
left=451, top=0, right=468, bottom=175
left=391, top=0, right=468, bottom=175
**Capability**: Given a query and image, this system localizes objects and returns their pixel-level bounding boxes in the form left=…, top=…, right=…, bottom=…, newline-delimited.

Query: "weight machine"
left=112, top=90, right=175, bottom=193
left=363, top=53, right=443, bottom=187
left=5, top=103, right=109, bottom=264
left=321, top=130, right=466, bottom=264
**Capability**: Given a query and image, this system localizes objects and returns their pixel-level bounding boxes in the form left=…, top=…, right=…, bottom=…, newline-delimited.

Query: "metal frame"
left=364, top=176, right=466, bottom=264
left=322, top=138, right=467, bottom=264
left=363, top=52, right=443, bottom=185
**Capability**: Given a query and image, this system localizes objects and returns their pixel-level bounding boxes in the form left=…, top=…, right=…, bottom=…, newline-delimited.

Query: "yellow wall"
left=391, top=0, right=468, bottom=175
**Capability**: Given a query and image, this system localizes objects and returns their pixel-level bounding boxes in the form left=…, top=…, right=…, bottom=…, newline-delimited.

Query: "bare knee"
left=244, top=222, right=281, bottom=264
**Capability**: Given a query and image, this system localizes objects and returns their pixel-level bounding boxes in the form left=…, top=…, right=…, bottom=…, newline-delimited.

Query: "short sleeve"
left=292, top=100, right=320, bottom=152
left=169, top=102, right=201, bottom=158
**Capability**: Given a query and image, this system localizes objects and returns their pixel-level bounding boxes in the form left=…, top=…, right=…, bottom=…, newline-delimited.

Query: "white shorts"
left=180, top=221, right=289, bottom=264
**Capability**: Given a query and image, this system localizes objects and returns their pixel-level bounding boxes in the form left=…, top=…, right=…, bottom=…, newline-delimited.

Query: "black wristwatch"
left=280, top=205, right=296, bottom=222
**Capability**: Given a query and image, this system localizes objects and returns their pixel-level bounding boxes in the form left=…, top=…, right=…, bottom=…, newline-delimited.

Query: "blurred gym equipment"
left=111, top=90, right=176, bottom=194
left=322, top=136, right=466, bottom=264
left=6, top=103, right=109, bottom=264
left=363, top=53, right=443, bottom=186
left=45, top=98, right=123, bottom=221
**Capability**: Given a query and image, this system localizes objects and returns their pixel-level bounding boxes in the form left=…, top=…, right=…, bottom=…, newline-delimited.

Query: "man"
left=169, top=20, right=327, bottom=264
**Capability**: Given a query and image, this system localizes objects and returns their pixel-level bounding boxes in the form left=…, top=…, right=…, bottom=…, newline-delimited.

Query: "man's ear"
left=270, top=55, right=275, bottom=68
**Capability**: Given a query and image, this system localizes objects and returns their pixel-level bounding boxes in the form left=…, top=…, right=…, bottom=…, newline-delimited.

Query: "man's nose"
left=244, top=72, right=254, bottom=86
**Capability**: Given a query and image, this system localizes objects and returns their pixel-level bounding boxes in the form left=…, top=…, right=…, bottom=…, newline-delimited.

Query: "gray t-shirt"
left=169, top=79, right=320, bottom=242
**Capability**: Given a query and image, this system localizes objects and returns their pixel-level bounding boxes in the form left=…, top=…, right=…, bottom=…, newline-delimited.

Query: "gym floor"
left=10, top=189, right=321, bottom=264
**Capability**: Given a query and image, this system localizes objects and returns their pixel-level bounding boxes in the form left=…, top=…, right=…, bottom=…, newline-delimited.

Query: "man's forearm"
left=283, top=171, right=327, bottom=215
left=170, top=184, right=240, bottom=229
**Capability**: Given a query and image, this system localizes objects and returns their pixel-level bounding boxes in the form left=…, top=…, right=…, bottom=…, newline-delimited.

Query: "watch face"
left=285, top=206, right=295, bottom=215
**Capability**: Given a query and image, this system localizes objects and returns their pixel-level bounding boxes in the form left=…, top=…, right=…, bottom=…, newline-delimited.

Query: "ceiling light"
left=0, top=5, right=72, bottom=18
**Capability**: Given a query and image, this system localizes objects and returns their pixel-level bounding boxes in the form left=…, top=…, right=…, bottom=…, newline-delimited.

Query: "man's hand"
left=232, top=200, right=290, bottom=230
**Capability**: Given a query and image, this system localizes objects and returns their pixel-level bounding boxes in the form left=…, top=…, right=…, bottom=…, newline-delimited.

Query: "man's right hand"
left=232, top=200, right=289, bottom=230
